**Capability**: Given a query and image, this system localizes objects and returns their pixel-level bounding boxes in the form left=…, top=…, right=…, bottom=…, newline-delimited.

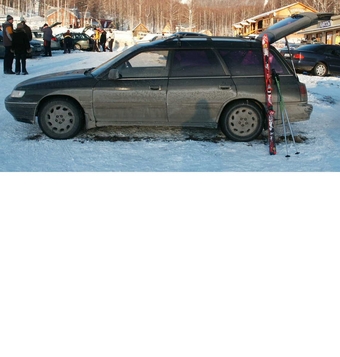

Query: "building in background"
left=232, top=2, right=316, bottom=37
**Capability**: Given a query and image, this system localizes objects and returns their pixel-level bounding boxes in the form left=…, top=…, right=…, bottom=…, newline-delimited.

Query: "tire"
left=38, top=98, right=84, bottom=139
left=220, top=101, right=264, bottom=142
left=74, top=43, right=81, bottom=50
left=313, top=62, right=327, bottom=76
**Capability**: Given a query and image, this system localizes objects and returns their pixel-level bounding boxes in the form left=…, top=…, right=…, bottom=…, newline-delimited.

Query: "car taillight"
left=293, top=53, right=304, bottom=60
left=52, top=36, right=57, bottom=41
left=299, top=82, right=308, bottom=102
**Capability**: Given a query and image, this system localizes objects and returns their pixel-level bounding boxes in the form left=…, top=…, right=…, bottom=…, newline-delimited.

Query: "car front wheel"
left=220, top=101, right=264, bottom=142
left=313, top=62, right=327, bottom=76
left=38, top=98, right=84, bottom=139
left=74, top=43, right=81, bottom=50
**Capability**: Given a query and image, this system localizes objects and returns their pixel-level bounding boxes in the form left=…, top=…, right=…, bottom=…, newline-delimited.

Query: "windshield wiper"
left=84, top=67, right=95, bottom=75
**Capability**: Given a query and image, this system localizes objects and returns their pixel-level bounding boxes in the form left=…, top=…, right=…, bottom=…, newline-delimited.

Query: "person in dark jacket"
left=99, top=30, right=106, bottom=52
left=41, top=23, right=53, bottom=56
left=63, top=30, right=73, bottom=53
left=2, top=15, right=15, bottom=74
left=20, top=16, right=32, bottom=41
left=11, top=22, right=30, bottom=75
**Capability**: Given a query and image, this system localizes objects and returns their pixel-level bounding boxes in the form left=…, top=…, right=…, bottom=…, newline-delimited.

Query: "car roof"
left=295, top=43, right=337, bottom=50
left=138, top=34, right=263, bottom=50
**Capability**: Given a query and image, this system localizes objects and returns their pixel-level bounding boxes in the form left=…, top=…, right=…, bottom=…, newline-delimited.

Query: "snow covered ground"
left=1, top=46, right=339, bottom=357
left=0, top=49, right=340, bottom=172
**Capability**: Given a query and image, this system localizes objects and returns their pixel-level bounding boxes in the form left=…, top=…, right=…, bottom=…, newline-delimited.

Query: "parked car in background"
left=280, top=43, right=340, bottom=76
left=277, top=42, right=300, bottom=53
left=55, top=32, right=94, bottom=51
left=0, top=30, right=43, bottom=58
left=4, top=12, right=327, bottom=141
left=31, top=30, right=61, bottom=50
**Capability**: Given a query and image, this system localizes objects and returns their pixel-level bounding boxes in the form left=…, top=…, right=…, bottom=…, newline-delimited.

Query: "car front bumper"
left=5, top=96, right=37, bottom=124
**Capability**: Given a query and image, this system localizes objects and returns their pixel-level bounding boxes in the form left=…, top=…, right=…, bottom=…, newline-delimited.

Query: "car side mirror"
left=108, top=68, right=121, bottom=80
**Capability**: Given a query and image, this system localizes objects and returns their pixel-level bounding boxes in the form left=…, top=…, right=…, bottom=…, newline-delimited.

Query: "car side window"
left=269, top=51, right=289, bottom=75
left=219, top=49, right=263, bottom=75
left=118, top=50, right=169, bottom=78
left=219, top=48, right=288, bottom=75
left=329, top=47, right=340, bottom=56
left=170, top=49, right=225, bottom=77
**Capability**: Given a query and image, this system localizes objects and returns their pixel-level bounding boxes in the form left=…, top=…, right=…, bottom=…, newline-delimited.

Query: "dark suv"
left=4, top=12, right=326, bottom=140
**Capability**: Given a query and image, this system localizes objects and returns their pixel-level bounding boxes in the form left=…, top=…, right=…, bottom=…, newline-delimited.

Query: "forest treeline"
left=1, top=0, right=339, bottom=35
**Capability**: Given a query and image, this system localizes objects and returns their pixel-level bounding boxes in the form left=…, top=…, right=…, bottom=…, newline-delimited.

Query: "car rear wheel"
left=220, top=101, right=264, bottom=142
left=313, top=62, right=327, bottom=76
left=74, top=43, right=81, bottom=50
left=38, top=98, right=84, bottom=139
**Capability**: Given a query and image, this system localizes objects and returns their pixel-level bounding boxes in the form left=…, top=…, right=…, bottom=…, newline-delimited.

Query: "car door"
left=92, top=50, right=169, bottom=125
left=167, top=49, right=236, bottom=126
left=325, top=46, right=340, bottom=75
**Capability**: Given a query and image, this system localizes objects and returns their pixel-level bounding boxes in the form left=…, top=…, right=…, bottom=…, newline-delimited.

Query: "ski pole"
left=282, top=105, right=300, bottom=155
left=272, top=69, right=290, bottom=157
left=272, top=69, right=300, bottom=155
left=285, top=36, right=297, bottom=78
left=275, top=73, right=300, bottom=155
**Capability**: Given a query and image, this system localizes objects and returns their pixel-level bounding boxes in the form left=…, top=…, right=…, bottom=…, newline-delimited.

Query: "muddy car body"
left=5, top=12, right=329, bottom=140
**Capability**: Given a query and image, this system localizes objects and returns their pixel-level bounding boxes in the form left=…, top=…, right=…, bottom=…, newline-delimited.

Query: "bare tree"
left=1, top=0, right=338, bottom=35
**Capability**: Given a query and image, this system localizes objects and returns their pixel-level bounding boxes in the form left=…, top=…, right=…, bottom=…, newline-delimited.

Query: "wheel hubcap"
left=46, top=105, right=75, bottom=134
left=229, top=108, right=259, bottom=137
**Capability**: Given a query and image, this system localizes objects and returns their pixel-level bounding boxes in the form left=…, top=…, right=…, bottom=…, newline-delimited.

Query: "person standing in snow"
left=100, top=30, right=107, bottom=51
left=41, top=23, right=53, bottom=56
left=20, top=16, right=32, bottom=41
left=2, top=15, right=15, bottom=74
left=107, top=29, right=115, bottom=52
left=11, top=22, right=30, bottom=75
left=92, top=28, right=100, bottom=52
left=63, top=30, right=73, bottom=53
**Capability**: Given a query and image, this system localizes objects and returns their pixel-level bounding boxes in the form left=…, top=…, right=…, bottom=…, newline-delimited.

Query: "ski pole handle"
left=272, top=68, right=280, bottom=83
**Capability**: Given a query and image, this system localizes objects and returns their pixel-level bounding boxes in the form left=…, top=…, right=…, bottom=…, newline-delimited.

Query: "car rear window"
left=170, top=49, right=225, bottom=77
left=219, top=48, right=288, bottom=75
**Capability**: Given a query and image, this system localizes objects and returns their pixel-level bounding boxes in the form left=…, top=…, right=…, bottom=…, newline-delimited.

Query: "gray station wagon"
left=4, top=12, right=329, bottom=141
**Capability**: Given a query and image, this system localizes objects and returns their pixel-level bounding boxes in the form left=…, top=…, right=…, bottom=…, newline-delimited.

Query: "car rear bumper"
left=5, top=97, right=37, bottom=124
left=275, top=102, right=313, bottom=124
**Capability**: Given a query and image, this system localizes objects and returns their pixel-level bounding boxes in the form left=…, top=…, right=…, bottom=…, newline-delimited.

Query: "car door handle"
left=219, top=85, right=232, bottom=90
left=149, top=86, right=161, bottom=90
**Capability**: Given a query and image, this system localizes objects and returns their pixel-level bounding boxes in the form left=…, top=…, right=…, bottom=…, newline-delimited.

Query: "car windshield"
left=32, top=31, right=44, bottom=39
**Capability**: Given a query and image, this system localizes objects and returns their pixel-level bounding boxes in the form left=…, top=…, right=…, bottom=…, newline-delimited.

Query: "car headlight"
left=11, top=90, right=25, bottom=98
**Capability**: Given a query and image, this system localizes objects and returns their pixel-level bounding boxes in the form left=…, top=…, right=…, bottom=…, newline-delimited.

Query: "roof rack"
left=163, top=32, right=211, bottom=46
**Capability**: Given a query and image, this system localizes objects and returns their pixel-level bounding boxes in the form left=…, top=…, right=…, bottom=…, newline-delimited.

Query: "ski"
left=262, top=34, right=277, bottom=155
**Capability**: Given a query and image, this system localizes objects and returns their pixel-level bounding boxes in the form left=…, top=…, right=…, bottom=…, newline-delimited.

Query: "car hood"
left=15, top=68, right=93, bottom=88
left=257, top=12, right=333, bottom=44
left=30, top=39, right=42, bottom=45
